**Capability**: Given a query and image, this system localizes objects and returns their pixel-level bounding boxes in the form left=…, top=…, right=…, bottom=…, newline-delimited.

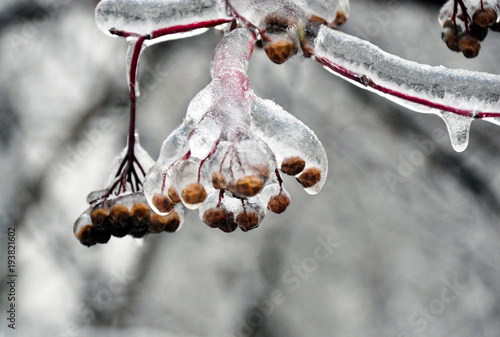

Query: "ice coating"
left=439, top=111, right=473, bottom=152
left=250, top=97, right=327, bottom=194
left=104, top=133, right=155, bottom=187
left=314, top=25, right=500, bottom=151
left=295, top=0, right=350, bottom=25
left=228, top=0, right=299, bottom=27
left=95, top=0, right=229, bottom=37
left=144, top=27, right=328, bottom=229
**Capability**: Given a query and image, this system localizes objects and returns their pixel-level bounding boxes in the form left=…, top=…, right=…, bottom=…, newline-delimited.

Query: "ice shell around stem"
left=95, top=0, right=229, bottom=37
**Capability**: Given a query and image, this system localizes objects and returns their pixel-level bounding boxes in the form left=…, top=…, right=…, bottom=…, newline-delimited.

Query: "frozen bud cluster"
left=439, top=0, right=500, bottom=57
left=144, top=28, right=327, bottom=233
left=74, top=192, right=184, bottom=247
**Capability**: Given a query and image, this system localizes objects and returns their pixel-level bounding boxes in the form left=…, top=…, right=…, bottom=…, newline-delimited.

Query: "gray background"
left=1, top=0, right=500, bottom=336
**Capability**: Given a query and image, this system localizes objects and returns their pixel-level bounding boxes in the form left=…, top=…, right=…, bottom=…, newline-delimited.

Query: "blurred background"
left=1, top=0, right=500, bottom=336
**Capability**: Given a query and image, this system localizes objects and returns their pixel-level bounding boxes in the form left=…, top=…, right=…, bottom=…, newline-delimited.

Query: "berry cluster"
left=74, top=192, right=183, bottom=247
left=440, top=0, right=500, bottom=58
left=144, top=27, right=327, bottom=233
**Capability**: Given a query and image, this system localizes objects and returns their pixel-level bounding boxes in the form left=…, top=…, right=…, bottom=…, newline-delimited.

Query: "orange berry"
left=297, top=167, right=321, bottom=188
left=263, top=38, right=298, bottom=64
left=181, top=183, right=208, bottom=204
left=152, top=193, right=174, bottom=213
left=281, top=156, right=306, bottom=176
left=232, top=175, right=263, bottom=197
left=76, top=224, right=96, bottom=247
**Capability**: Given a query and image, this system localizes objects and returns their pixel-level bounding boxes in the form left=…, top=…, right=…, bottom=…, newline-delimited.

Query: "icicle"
left=439, top=111, right=473, bottom=152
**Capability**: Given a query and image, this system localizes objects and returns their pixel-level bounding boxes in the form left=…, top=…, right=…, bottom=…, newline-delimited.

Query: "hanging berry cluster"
left=440, top=0, right=500, bottom=58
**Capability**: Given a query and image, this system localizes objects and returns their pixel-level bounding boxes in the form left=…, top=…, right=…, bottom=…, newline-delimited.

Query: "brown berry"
left=469, top=23, right=488, bottom=41
left=203, top=207, right=232, bottom=228
left=236, top=211, right=260, bottom=232
left=94, top=229, right=112, bottom=244
left=212, top=172, right=227, bottom=190
left=458, top=36, right=481, bottom=58
left=490, top=21, right=500, bottom=32
left=111, top=226, right=129, bottom=238
left=332, top=11, right=347, bottom=26
left=442, top=30, right=460, bottom=52
left=267, top=194, right=291, bottom=214
left=281, top=156, right=306, bottom=176
left=167, top=186, right=181, bottom=204
left=309, top=15, right=328, bottom=26
left=165, top=211, right=181, bottom=232
left=263, top=38, right=298, bottom=64
left=181, top=183, right=208, bottom=204
left=109, top=204, right=130, bottom=227
left=473, top=7, right=498, bottom=28
left=297, top=167, right=321, bottom=188
left=152, top=193, right=174, bottom=213
left=130, top=202, right=151, bottom=226
left=232, top=175, right=263, bottom=197
left=149, top=214, right=168, bottom=233
left=90, top=208, right=109, bottom=228
left=76, top=224, right=96, bottom=247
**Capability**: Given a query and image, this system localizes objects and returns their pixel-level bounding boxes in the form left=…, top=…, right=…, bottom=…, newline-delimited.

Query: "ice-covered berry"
left=181, top=183, right=208, bottom=205
left=236, top=211, right=260, bottom=232
left=473, top=7, right=498, bottom=28
left=267, top=194, right=291, bottom=214
left=297, top=167, right=322, bottom=188
left=281, top=156, right=306, bottom=175
left=152, top=193, right=174, bottom=213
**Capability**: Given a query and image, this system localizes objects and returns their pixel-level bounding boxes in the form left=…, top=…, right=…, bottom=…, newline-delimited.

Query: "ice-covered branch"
left=313, top=25, right=500, bottom=151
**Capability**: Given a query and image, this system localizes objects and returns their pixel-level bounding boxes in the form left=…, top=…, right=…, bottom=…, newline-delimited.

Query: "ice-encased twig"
left=313, top=25, right=500, bottom=151
left=95, top=0, right=230, bottom=41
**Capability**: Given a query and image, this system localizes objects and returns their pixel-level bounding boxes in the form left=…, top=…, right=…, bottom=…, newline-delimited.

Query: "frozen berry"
left=458, top=36, right=481, bottom=58
left=203, top=207, right=232, bottom=228
left=212, top=172, right=227, bottom=190
left=181, top=183, right=208, bottom=204
left=267, top=194, right=291, bottom=214
left=130, top=227, right=148, bottom=238
left=109, top=204, right=130, bottom=228
left=90, top=208, right=109, bottom=229
left=76, top=224, right=97, bottom=247
left=232, top=175, right=263, bottom=197
left=149, top=214, right=168, bottom=233
left=469, top=23, right=488, bottom=41
left=473, top=7, right=498, bottom=28
left=332, top=11, right=347, bottom=26
left=130, top=202, right=151, bottom=226
left=110, top=226, right=129, bottom=238
left=263, top=37, right=298, bottom=64
left=281, top=156, right=306, bottom=175
left=164, top=211, right=181, bottom=232
left=253, top=163, right=270, bottom=180
left=168, top=186, right=181, bottom=204
left=297, top=167, right=321, bottom=188
left=442, top=30, right=460, bottom=52
left=152, top=193, right=174, bottom=213
left=236, top=211, right=260, bottom=232
left=94, top=229, right=112, bottom=244
left=490, top=21, right=500, bottom=32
